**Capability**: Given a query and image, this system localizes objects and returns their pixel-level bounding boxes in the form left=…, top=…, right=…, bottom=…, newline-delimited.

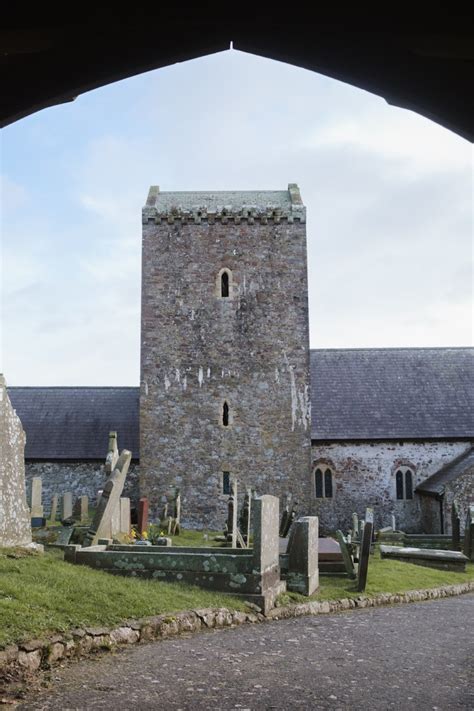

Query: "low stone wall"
left=24, top=462, right=140, bottom=516
left=2, top=582, right=473, bottom=681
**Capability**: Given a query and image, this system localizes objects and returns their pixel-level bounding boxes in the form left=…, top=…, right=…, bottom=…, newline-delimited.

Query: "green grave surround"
left=65, top=495, right=286, bottom=615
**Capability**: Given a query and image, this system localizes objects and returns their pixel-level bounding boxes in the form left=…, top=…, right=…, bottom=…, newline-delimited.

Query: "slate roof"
left=416, top=446, right=474, bottom=497
left=310, top=347, right=473, bottom=440
left=7, top=387, right=139, bottom=460
left=7, top=348, right=473, bottom=459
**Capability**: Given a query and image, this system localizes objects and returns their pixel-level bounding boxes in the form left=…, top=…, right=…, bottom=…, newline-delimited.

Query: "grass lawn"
left=281, top=554, right=474, bottom=605
left=1, top=546, right=472, bottom=650
left=164, top=529, right=225, bottom=547
left=0, top=548, right=246, bottom=649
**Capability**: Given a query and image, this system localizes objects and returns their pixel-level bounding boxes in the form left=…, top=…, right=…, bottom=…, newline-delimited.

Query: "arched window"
left=222, top=471, right=231, bottom=495
left=217, top=268, right=232, bottom=298
left=222, top=401, right=230, bottom=427
left=395, top=467, right=414, bottom=500
left=221, top=271, right=229, bottom=297
left=314, top=466, right=333, bottom=498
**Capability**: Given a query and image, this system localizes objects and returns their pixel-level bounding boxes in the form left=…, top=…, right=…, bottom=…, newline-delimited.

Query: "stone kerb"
left=0, top=375, right=32, bottom=547
left=286, top=516, right=319, bottom=596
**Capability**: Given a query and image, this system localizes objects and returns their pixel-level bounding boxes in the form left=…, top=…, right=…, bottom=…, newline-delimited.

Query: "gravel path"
left=19, top=593, right=474, bottom=710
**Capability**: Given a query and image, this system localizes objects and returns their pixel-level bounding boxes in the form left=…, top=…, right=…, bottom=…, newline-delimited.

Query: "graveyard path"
left=19, top=593, right=474, bottom=711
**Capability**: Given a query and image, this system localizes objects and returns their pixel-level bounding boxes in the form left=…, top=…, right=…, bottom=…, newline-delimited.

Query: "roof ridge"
left=310, top=346, right=474, bottom=352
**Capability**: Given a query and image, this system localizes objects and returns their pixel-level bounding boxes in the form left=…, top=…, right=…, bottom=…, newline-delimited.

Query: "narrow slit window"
left=222, top=471, right=230, bottom=495
left=221, top=271, right=229, bottom=297
left=315, top=468, right=323, bottom=498
left=222, top=401, right=229, bottom=427
left=396, top=470, right=404, bottom=500
left=405, top=470, right=413, bottom=499
left=324, top=468, right=333, bottom=498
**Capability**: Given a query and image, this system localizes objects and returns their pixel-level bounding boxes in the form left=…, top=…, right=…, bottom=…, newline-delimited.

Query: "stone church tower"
left=140, top=185, right=312, bottom=527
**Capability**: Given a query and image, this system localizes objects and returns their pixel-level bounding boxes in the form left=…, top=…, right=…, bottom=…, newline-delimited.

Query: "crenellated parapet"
left=142, top=184, right=306, bottom=224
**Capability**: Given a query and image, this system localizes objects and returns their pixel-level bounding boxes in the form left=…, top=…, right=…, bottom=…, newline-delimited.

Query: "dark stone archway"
left=1, top=8, right=473, bottom=140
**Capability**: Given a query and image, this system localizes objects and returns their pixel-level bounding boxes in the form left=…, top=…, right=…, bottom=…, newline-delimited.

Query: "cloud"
left=1, top=49, right=472, bottom=384
left=301, top=105, right=472, bottom=177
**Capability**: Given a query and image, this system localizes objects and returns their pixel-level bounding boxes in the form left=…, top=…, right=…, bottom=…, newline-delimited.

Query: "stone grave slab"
left=380, top=545, right=468, bottom=572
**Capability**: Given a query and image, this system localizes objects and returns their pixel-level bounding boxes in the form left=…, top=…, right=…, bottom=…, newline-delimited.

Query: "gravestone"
left=357, top=508, right=374, bottom=592
left=239, top=487, right=252, bottom=545
left=336, top=530, right=356, bottom=579
left=161, top=487, right=181, bottom=535
left=138, top=497, right=149, bottom=535
left=451, top=501, right=461, bottom=551
left=62, top=492, right=73, bottom=520
left=463, top=505, right=474, bottom=561
left=279, top=494, right=291, bottom=537
left=0, top=375, right=32, bottom=547
left=79, top=495, right=88, bottom=523
left=286, top=516, right=319, bottom=595
left=226, top=477, right=238, bottom=547
left=50, top=494, right=58, bottom=522
left=30, top=477, right=44, bottom=518
left=391, top=514, right=396, bottom=531
left=119, top=497, right=131, bottom=535
left=84, top=450, right=131, bottom=546
left=252, top=494, right=286, bottom=613
left=105, top=431, right=119, bottom=475
left=351, top=512, right=359, bottom=540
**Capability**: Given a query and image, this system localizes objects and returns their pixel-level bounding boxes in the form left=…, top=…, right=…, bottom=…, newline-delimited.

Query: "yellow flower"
left=142, top=531, right=148, bottom=539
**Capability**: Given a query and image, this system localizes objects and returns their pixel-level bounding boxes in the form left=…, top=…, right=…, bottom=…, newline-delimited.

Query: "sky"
left=1, top=49, right=472, bottom=386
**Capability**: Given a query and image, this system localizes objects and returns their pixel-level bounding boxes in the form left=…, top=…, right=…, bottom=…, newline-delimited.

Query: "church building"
left=7, top=185, right=473, bottom=534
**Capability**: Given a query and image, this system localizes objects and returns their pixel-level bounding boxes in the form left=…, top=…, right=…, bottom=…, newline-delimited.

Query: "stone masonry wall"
left=311, top=441, right=471, bottom=534
left=24, top=462, right=139, bottom=517
left=444, top=462, right=474, bottom=536
left=140, top=209, right=312, bottom=529
left=0, top=375, right=32, bottom=547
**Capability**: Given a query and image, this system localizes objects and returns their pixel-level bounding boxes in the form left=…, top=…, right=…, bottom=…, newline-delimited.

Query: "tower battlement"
left=142, top=184, right=306, bottom=224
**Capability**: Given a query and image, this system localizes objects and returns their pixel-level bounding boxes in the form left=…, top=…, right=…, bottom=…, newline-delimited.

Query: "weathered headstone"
left=351, top=512, right=359, bottom=540
left=226, top=477, right=238, bottom=547
left=84, top=450, right=131, bottom=546
left=62, top=492, right=73, bottom=520
left=239, top=487, right=252, bottom=545
left=119, top=497, right=131, bottom=535
left=105, top=431, right=119, bottom=475
left=252, top=494, right=285, bottom=613
left=138, top=497, right=149, bottom=535
left=357, top=508, right=374, bottom=592
left=391, top=514, right=396, bottom=531
left=336, top=530, right=356, bottom=579
left=463, top=505, right=474, bottom=562
left=173, top=488, right=181, bottom=534
left=30, top=477, right=44, bottom=518
left=50, top=494, right=58, bottom=522
left=79, top=495, right=89, bottom=523
left=279, top=494, right=291, bottom=537
left=286, top=516, right=319, bottom=595
left=0, top=375, right=32, bottom=547
left=451, top=501, right=461, bottom=551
